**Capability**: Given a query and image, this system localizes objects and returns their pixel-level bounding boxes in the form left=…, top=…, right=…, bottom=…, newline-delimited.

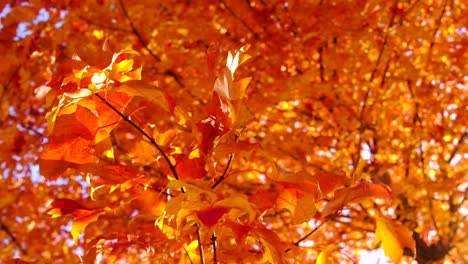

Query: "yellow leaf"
left=114, top=59, right=134, bottom=73
left=317, top=245, right=337, bottom=264
left=374, top=215, right=415, bottom=263
left=110, top=80, right=169, bottom=112
left=233, top=76, right=252, bottom=99
left=216, top=194, right=257, bottom=223
left=71, top=209, right=105, bottom=242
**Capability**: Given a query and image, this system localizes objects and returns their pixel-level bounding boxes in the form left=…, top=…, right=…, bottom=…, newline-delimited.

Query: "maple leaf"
left=4, top=3, right=466, bottom=262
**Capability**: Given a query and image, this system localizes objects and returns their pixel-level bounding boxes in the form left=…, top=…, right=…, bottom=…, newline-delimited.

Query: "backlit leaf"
left=46, top=199, right=108, bottom=242
left=320, top=181, right=391, bottom=218
left=374, top=215, right=415, bottom=263
left=196, top=206, right=229, bottom=227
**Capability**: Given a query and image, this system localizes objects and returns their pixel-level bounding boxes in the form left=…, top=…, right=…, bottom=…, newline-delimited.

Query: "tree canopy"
left=0, top=0, right=467, bottom=263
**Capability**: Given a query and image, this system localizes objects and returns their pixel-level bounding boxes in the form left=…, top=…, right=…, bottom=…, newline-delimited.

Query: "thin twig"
left=285, top=221, right=326, bottom=252
left=94, top=93, right=180, bottom=181
left=1, top=220, right=28, bottom=256
left=211, top=233, right=217, bottom=264
left=398, top=0, right=421, bottom=25
left=211, top=153, right=234, bottom=189
left=447, top=130, right=466, bottom=164
left=318, top=43, right=325, bottom=82
left=0, top=64, right=21, bottom=101
left=352, top=0, right=398, bottom=177
left=77, top=14, right=132, bottom=33
left=219, top=0, right=260, bottom=39
left=195, top=224, right=205, bottom=264
left=419, top=0, right=448, bottom=86
left=117, top=0, right=188, bottom=91
left=183, top=247, right=194, bottom=264
left=117, top=0, right=161, bottom=62
left=140, top=184, right=175, bottom=197
left=418, top=142, right=441, bottom=236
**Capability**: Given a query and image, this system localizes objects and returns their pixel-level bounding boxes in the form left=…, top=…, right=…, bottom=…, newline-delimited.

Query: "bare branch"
left=94, top=93, right=180, bottom=182
left=117, top=0, right=161, bottom=62
left=77, top=14, right=132, bottom=33
left=447, top=130, right=467, bottom=164
left=285, top=221, right=326, bottom=252
left=219, top=0, right=260, bottom=39
left=0, top=220, right=28, bottom=256
left=352, top=0, right=398, bottom=177
left=212, top=153, right=234, bottom=189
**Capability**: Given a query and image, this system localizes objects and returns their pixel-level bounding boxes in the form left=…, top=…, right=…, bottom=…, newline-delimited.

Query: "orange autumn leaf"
left=174, top=154, right=207, bottom=179
left=3, top=3, right=466, bottom=262
left=47, top=199, right=108, bottom=242
left=320, top=181, right=391, bottom=218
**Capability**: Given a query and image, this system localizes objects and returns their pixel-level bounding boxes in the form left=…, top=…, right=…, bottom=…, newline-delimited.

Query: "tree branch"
left=211, top=153, right=234, bottom=189
left=219, top=0, right=260, bottom=39
left=447, top=130, right=466, bottom=164
left=117, top=0, right=161, bottom=62
left=285, top=221, right=326, bottom=252
left=318, top=43, right=325, bottom=82
left=352, top=0, right=398, bottom=177
left=94, top=93, right=180, bottom=181
left=1, top=220, right=28, bottom=256
left=117, top=0, right=188, bottom=91
left=77, top=14, right=132, bottom=33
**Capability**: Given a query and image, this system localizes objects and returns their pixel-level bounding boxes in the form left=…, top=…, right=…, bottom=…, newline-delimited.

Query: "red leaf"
left=313, top=172, right=350, bottom=195
left=226, top=220, right=251, bottom=245
left=47, top=198, right=107, bottom=241
left=196, top=206, right=229, bottom=227
left=175, top=154, right=207, bottom=179
left=249, top=188, right=279, bottom=211
left=46, top=198, right=85, bottom=217
left=164, top=92, right=177, bottom=114
left=197, top=92, right=233, bottom=154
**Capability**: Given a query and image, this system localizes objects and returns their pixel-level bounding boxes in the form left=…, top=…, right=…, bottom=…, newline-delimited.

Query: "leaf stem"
left=0, top=220, right=28, bottom=256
